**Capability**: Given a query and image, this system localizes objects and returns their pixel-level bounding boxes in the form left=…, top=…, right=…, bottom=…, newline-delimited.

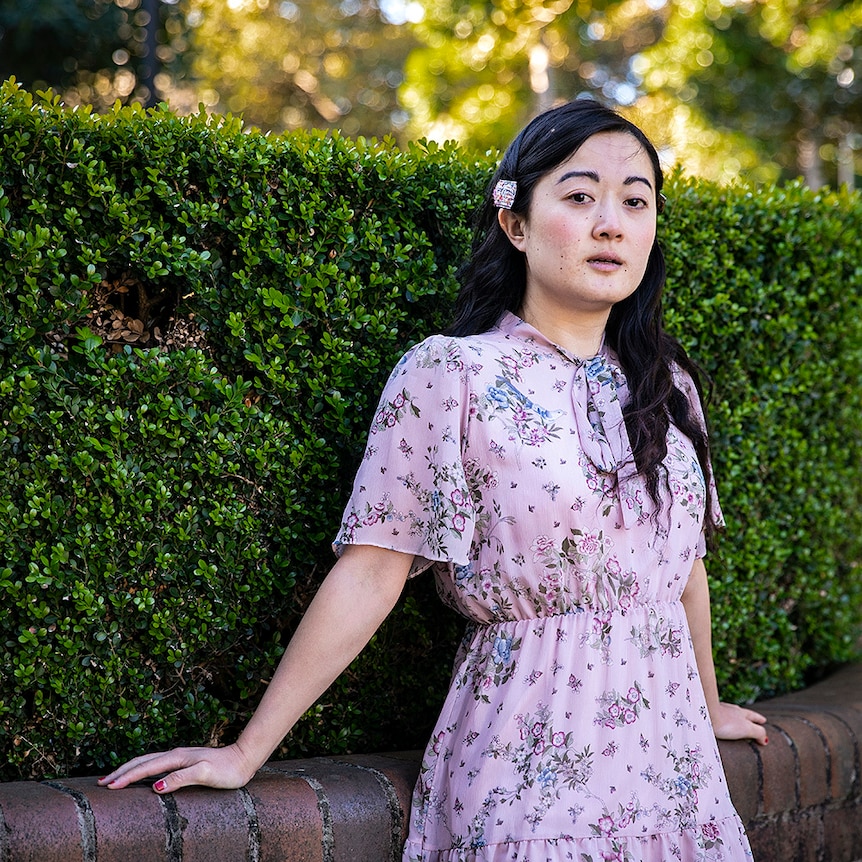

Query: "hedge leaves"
left=0, top=82, right=860, bottom=780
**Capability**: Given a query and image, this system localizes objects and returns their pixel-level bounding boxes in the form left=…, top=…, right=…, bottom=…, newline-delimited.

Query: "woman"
left=102, top=100, right=768, bottom=861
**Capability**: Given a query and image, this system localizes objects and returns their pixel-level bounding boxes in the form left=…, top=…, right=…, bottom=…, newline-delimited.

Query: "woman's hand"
left=711, top=701, right=769, bottom=746
left=98, top=742, right=257, bottom=793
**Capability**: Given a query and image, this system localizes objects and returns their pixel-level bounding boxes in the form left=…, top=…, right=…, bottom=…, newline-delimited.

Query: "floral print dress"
left=334, top=313, right=752, bottom=862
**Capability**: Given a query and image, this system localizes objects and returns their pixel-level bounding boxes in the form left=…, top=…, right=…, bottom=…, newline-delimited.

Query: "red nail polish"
left=153, top=779, right=167, bottom=792
left=763, top=737, right=769, bottom=745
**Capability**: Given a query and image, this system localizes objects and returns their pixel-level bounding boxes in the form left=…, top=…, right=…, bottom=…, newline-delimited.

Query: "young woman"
left=102, top=99, right=768, bottom=861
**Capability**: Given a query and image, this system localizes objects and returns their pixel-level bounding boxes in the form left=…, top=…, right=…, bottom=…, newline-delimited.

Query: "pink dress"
left=334, top=313, right=753, bottom=862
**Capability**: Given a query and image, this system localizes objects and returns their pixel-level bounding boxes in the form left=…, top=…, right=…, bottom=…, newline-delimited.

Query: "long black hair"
left=447, top=99, right=719, bottom=545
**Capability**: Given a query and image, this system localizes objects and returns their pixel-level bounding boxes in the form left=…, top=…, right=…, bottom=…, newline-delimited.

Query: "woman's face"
left=500, top=131, right=658, bottom=328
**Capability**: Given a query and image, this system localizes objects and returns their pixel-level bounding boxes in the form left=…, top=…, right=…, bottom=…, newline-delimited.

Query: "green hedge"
left=0, top=82, right=860, bottom=781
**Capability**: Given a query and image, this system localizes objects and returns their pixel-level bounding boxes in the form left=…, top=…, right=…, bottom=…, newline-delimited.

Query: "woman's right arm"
left=99, top=543, right=415, bottom=793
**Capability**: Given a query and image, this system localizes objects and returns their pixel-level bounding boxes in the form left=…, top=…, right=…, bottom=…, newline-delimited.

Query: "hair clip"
left=658, top=193, right=667, bottom=214
left=493, top=179, right=518, bottom=210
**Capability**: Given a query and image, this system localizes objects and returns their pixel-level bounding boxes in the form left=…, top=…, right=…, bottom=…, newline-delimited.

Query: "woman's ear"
left=498, top=208, right=527, bottom=252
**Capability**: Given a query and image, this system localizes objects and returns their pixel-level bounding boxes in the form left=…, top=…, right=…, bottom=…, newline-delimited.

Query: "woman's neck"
left=517, top=302, right=610, bottom=358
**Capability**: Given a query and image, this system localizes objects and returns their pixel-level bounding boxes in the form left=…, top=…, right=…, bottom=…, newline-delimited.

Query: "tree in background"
left=0, top=0, right=418, bottom=138
left=636, top=0, right=862, bottom=187
left=1, top=0, right=859, bottom=184
left=400, top=0, right=666, bottom=150
left=173, top=0, right=417, bottom=138
left=0, top=0, right=187, bottom=110
left=402, top=0, right=861, bottom=186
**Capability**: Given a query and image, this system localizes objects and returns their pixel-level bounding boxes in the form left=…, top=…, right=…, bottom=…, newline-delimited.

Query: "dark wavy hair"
left=447, top=99, right=719, bottom=544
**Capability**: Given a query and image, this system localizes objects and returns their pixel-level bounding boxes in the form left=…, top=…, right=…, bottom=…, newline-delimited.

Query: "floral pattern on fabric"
left=334, top=313, right=745, bottom=862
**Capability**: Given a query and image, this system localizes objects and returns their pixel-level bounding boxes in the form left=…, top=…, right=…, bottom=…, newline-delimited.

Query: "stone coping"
left=0, top=663, right=859, bottom=861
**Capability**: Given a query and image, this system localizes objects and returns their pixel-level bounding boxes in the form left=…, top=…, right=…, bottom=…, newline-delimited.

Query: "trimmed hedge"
left=0, top=82, right=860, bottom=781
left=662, top=177, right=862, bottom=698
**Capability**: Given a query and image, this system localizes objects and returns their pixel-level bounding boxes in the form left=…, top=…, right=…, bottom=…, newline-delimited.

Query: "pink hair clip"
left=493, top=179, right=517, bottom=210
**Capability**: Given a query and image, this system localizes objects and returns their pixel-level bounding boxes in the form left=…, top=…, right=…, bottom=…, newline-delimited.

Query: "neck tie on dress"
left=572, top=355, right=644, bottom=529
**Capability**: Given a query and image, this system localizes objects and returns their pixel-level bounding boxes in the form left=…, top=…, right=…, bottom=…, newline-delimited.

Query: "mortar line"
left=43, top=782, right=97, bottom=862
left=157, top=792, right=185, bottom=862
left=237, top=787, right=261, bottom=862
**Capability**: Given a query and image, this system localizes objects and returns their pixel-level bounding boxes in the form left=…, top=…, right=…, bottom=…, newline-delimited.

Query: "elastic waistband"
left=471, top=599, right=683, bottom=630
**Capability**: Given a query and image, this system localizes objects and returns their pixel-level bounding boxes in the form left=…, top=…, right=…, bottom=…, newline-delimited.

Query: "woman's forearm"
left=680, top=558, right=721, bottom=719
left=681, top=558, right=768, bottom=744
left=234, top=543, right=414, bottom=770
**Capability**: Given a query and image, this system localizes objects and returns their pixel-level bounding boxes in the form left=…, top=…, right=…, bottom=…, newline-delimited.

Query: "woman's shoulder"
left=670, top=359, right=702, bottom=403
left=395, top=329, right=503, bottom=372
left=670, top=359, right=696, bottom=390
left=668, top=357, right=710, bottom=429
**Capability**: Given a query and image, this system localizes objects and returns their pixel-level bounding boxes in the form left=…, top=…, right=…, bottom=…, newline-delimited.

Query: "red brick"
left=756, top=725, right=798, bottom=815
left=717, top=738, right=761, bottom=825
left=172, top=785, right=251, bottom=862
left=266, top=758, right=399, bottom=862
left=335, top=751, right=421, bottom=831
left=821, top=703, right=862, bottom=752
left=747, top=812, right=823, bottom=862
left=822, top=801, right=862, bottom=862
left=0, top=781, right=83, bottom=862
left=788, top=811, right=825, bottom=862
left=778, top=709, right=858, bottom=803
left=48, top=777, right=167, bottom=862
left=762, top=715, right=829, bottom=809
left=810, top=710, right=860, bottom=802
left=249, top=769, right=325, bottom=862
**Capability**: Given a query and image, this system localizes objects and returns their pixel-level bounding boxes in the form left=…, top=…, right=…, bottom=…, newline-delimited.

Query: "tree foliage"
left=400, top=0, right=667, bottom=150
left=0, top=0, right=186, bottom=110
left=178, top=0, right=416, bottom=137
left=638, top=0, right=862, bottom=187
left=1, top=1, right=861, bottom=181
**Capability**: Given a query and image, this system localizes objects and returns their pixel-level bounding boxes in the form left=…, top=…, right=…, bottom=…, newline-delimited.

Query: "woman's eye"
left=568, top=192, right=591, bottom=203
left=625, top=197, right=648, bottom=209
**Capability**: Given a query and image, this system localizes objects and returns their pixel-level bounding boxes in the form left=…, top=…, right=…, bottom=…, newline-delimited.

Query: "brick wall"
left=1, top=663, right=859, bottom=862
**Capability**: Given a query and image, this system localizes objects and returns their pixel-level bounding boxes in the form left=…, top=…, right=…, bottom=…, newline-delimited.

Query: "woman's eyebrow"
left=624, top=175, right=654, bottom=191
left=557, top=170, right=654, bottom=191
left=557, top=169, right=600, bottom=185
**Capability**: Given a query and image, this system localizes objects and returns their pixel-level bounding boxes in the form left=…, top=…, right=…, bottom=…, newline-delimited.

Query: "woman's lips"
left=587, top=255, right=623, bottom=271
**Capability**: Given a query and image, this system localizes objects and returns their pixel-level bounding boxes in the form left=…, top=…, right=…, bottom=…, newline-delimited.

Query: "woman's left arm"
left=681, top=559, right=769, bottom=745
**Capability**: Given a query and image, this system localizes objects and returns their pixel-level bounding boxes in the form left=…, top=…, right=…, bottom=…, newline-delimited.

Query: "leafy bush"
left=661, top=176, right=862, bottom=698
left=0, top=82, right=860, bottom=780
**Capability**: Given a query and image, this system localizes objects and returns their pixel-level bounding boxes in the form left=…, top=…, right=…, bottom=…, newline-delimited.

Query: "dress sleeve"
left=332, top=335, right=475, bottom=577
left=672, top=364, right=725, bottom=559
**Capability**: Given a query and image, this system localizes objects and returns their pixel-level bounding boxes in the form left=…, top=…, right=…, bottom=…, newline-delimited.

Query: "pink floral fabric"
left=334, top=313, right=751, bottom=862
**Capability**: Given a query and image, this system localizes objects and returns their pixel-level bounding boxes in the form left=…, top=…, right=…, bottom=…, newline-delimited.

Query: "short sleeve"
left=332, top=335, right=475, bottom=577
left=672, top=364, right=724, bottom=559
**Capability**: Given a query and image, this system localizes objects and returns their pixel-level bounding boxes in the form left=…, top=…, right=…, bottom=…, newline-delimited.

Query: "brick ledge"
left=0, top=663, right=859, bottom=862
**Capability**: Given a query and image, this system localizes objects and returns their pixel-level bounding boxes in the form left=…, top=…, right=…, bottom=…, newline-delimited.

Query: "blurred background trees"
left=1, top=0, right=860, bottom=185
left=0, top=0, right=186, bottom=109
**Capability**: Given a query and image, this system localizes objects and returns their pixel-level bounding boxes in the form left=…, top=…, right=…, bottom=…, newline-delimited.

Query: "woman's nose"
left=592, top=204, right=623, bottom=239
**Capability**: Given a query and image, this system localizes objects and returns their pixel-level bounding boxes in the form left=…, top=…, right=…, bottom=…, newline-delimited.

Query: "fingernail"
left=763, top=737, right=769, bottom=745
left=153, top=779, right=167, bottom=792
